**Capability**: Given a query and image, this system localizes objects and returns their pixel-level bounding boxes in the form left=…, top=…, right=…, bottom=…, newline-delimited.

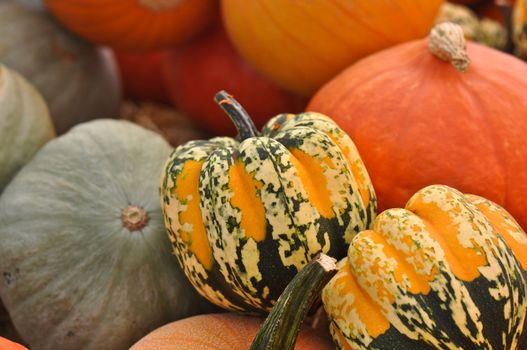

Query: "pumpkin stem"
left=214, top=90, right=259, bottom=140
left=428, top=22, right=470, bottom=73
left=250, top=253, right=337, bottom=350
left=121, top=205, right=149, bottom=231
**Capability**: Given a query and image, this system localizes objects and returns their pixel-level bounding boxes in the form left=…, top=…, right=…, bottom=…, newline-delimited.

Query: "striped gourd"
left=323, top=185, right=527, bottom=350
left=160, top=91, right=376, bottom=313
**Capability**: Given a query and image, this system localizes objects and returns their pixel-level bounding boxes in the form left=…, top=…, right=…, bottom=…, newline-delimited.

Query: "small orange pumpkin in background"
left=44, top=0, right=217, bottom=50
left=308, top=22, right=527, bottom=230
left=130, top=313, right=334, bottom=350
left=221, top=0, right=444, bottom=96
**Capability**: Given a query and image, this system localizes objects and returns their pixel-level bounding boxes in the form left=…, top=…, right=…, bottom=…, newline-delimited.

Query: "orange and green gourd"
left=323, top=185, right=527, bottom=349
left=160, top=91, right=376, bottom=313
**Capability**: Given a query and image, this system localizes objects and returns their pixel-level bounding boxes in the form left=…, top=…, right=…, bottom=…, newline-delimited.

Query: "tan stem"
left=428, top=22, right=470, bottom=73
left=138, top=0, right=183, bottom=12
left=121, top=205, right=149, bottom=231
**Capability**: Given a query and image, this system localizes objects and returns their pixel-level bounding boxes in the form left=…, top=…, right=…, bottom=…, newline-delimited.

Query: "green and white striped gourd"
left=160, top=91, right=376, bottom=313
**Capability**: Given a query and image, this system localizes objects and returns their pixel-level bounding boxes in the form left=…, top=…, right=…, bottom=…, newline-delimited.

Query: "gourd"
left=323, top=185, right=527, bottom=349
left=130, top=312, right=334, bottom=350
left=43, top=0, right=217, bottom=50
left=0, top=120, right=211, bottom=350
left=162, top=24, right=307, bottom=136
left=0, top=337, right=27, bottom=350
left=160, top=91, right=376, bottom=313
left=250, top=185, right=527, bottom=350
left=0, top=64, right=54, bottom=191
left=221, top=0, right=444, bottom=96
left=308, top=22, right=527, bottom=229
left=0, top=2, right=121, bottom=134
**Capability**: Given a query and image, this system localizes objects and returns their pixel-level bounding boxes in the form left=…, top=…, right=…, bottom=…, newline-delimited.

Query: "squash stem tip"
left=214, top=90, right=260, bottom=140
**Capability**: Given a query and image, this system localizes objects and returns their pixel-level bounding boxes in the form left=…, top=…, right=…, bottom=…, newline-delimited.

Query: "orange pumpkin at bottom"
left=130, top=313, right=334, bottom=350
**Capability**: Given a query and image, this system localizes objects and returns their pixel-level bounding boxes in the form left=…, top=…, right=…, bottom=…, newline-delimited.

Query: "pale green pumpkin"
left=0, top=2, right=121, bottom=134
left=0, top=120, right=211, bottom=350
left=0, top=63, right=54, bottom=191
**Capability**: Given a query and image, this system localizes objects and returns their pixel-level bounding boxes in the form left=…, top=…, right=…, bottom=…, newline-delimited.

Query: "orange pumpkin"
left=130, top=313, right=334, bottom=350
left=43, top=0, right=217, bottom=50
left=308, top=22, right=527, bottom=230
left=221, top=0, right=444, bottom=96
left=0, top=337, right=26, bottom=350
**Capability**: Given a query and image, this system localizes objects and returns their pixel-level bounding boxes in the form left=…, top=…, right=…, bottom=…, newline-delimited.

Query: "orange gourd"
left=221, top=0, right=444, bottom=96
left=44, top=0, right=217, bottom=50
left=0, top=337, right=27, bottom=350
left=308, top=22, right=527, bottom=230
left=130, top=313, right=334, bottom=350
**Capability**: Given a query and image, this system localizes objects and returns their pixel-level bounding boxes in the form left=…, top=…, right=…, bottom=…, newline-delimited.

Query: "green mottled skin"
left=161, top=112, right=376, bottom=313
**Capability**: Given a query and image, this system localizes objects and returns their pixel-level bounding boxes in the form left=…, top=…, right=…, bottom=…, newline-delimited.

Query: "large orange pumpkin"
left=43, top=0, right=217, bottom=50
left=308, top=22, right=527, bottom=229
left=221, top=0, right=444, bottom=96
left=130, top=313, right=334, bottom=350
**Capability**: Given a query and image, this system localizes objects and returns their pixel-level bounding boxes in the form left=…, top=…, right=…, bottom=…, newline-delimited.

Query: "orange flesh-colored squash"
left=44, top=0, right=217, bottom=50
left=308, top=39, right=527, bottom=230
left=130, top=313, right=334, bottom=350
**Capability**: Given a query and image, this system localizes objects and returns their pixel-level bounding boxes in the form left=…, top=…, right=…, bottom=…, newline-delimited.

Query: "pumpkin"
left=0, top=2, right=121, bottom=134
left=160, top=91, right=376, bottom=313
left=513, top=0, right=527, bottom=58
left=131, top=312, right=334, bottom=350
left=161, top=23, right=307, bottom=136
left=0, top=120, right=212, bottom=350
left=308, top=22, right=527, bottom=230
left=322, top=184, right=527, bottom=349
left=0, top=64, right=54, bottom=191
left=0, top=337, right=27, bottom=350
left=221, top=0, right=444, bottom=96
left=113, top=51, right=170, bottom=103
left=43, top=0, right=217, bottom=51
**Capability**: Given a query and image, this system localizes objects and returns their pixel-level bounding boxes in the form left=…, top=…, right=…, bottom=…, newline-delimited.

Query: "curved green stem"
left=250, top=253, right=337, bottom=350
left=214, top=90, right=259, bottom=140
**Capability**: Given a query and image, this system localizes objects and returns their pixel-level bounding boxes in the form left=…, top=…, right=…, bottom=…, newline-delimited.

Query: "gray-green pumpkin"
left=0, top=2, right=121, bottom=134
left=0, top=120, right=211, bottom=350
left=0, top=63, right=54, bottom=191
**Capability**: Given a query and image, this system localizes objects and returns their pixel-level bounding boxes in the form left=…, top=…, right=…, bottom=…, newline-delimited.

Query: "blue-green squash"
left=323, top=185, right=527, bottom=350
left=0, top=2, right=121, bottom=134
left=160, top=91, right=376, bottom=313
left=0, top=63, right=54, bottom=191
left=0, top=120, right=211, bottom=350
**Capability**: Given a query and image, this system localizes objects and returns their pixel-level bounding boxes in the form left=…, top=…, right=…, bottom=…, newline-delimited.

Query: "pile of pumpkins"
left=0, top=0, right=527, bottom=349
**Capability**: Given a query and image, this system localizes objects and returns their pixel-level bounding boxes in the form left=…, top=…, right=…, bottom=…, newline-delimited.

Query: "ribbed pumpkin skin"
left=130, top=313, right=334, bottom=350
left=308, top=40, right=527, bottom=230
left=323, top=185, right=527, bottom=350
left=0, top=64, right=54, bottom=191
left=43, top=0, right=217, bottom=51
left=161, top=112, right=376, bottom=313
left=221, top=0, right=444, bottom=96
left=0, top=3, right=121, bottom=134
left=0, top=120, right=211, bottom=350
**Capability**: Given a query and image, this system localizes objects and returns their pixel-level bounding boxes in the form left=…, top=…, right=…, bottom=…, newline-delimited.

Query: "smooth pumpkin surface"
left=221, top=0, right=444, bottom=96
left=308, top=38, right=527, bottom=230
left=0, top=120, right=211, bottom=350
left=113, top=50, right=170, bottom=103
left=0, top=3, right=121, bottom=134
left=44, top=0, right=217, bottom=50
left=323, top=185, right=527, bottom=349
left=0, top=337, right=27, bottom=350
left=161, top=108, right=376, bottom=313
left=0, top=64, right=54, bottom=191
left=130, top=313, right=334, bottom=350
left=162, top=23, right=307, bottom=136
